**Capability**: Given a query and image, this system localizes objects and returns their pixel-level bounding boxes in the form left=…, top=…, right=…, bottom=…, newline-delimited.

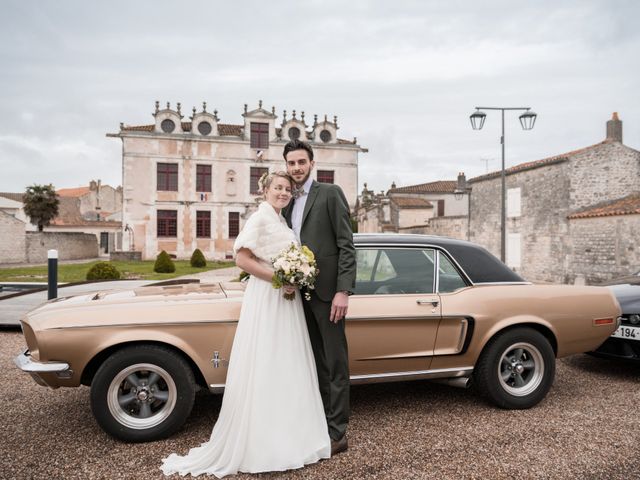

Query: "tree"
left=23, top=184, right=59, bottom=232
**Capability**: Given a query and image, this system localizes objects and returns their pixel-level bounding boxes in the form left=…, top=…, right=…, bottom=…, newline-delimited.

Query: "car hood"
left=24, top=281, right=247, bottom=330
left=607, top=284, right=640, bottom=314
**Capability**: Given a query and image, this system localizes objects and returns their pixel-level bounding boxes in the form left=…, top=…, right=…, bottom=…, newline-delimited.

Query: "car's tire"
left=90, top=344, right=196, bottom=442
left=474, top=327, right=555, bottom=409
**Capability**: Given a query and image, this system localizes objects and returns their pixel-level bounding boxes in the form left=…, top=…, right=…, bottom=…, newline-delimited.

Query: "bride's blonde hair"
left=258, top=171, right=294, bottom=194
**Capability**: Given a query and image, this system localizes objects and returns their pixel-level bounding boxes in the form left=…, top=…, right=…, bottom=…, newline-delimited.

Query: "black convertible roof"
left=354, top=234, right=525, bottom=284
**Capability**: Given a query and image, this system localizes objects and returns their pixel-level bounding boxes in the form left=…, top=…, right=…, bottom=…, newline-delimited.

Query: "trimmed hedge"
left=190, top=248, right=207, bottom=268
left=154, top=250, right=176, bottom=273
left=86, top=262, right=121, bottom=281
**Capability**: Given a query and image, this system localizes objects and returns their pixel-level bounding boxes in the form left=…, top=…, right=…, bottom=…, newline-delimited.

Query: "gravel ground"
left=2, top=329, right=639, bottom=480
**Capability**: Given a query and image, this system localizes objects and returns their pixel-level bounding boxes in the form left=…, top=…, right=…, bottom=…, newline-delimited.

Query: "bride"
left=161, top=171, right=331, bottom=477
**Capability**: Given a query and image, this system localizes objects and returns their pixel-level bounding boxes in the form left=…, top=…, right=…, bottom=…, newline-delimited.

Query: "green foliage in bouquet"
left=86, top=262, right=121, bottom=281
left=190, top=248, right=207, bottom=268
left=271, top=243, right=318, bottom=301
left=154, top=250, right=176, bottom=273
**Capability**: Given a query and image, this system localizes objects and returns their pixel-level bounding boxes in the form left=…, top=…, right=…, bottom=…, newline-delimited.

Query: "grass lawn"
left=0, top=260, right=235, bottom=283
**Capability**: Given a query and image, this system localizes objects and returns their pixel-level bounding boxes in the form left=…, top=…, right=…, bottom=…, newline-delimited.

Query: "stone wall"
left=426, top=215, right=468, bottom=240
left=0, top=212, right=27, bottom=264
left=469, top=161, right=572, bottom=283
left=569, top=142, right=640, bottom=210
left=26, top=232, right=98, bottom=263
left=569, top=214, right=640, bottom=284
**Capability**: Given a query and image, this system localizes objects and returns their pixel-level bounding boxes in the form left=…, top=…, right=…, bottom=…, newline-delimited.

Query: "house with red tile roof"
left=356, top=174, right=470, bottom=235
left=108, top=101, right=367, bottom=260
left=467, top=113, right=639, bottom=284
left=0, top=180, right=122, bottom=261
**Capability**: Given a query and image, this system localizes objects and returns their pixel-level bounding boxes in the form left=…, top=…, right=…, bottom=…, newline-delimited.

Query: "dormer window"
left=320, top=129, right=332, bottom=143
left=250, top=122, right=269, bottom=148
left=197, top=121, right=212, bottom=136
left=288, top=127, right=301, bottom=140
left=161, top=119, right=176, bottom=134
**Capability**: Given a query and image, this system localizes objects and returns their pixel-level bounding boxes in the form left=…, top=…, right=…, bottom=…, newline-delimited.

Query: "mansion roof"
left=388, top=180, right=457, bottom=194
left=568, top=193, right=640, bottom=219
left=120, top=122, right=356, bottom=144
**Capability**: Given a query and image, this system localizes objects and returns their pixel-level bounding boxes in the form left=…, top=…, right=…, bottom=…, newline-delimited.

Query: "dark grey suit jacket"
left=284, top=181, right=356, bottom=302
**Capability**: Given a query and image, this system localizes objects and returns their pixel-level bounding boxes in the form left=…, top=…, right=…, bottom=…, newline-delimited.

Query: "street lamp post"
left=469, top=106, right=537, bottom=263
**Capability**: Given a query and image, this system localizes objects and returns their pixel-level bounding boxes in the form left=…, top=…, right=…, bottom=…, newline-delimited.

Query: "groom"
left=282, top=139, right=356, bottom=455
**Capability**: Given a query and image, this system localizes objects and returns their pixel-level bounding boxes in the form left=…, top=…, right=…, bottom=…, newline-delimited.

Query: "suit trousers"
left=302, top=292, right=350, bottom=441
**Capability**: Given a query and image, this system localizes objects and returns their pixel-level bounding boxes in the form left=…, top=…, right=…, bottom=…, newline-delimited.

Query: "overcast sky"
left=1, top=0, right=638, bottom=194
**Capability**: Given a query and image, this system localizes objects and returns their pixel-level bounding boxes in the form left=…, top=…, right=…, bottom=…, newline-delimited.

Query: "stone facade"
left=0, top=211, right=27, bottom=264
left=25, top=232, right=98, bottom=263
left=357, top=113, right=639, bottom=284
left=110, top=101, right=366, bottom=260
left=408, top=215, right=468, bottom=240
left=468, top=113, right=640, bottom=283
left=569, top=214, right=640, bottom=284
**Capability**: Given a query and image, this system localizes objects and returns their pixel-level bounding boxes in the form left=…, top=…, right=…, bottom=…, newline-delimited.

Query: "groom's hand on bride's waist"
left=330, top=291, right=349, bottom=323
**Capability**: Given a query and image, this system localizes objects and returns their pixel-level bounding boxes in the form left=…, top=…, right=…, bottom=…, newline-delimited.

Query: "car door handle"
left=417, top=299, right=439, bottom=307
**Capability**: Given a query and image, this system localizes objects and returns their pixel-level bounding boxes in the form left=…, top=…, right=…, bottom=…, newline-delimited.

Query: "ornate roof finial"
left=258, top=99, right=263, bottom=109
left=283, top=110, right=287, bottom=121
left=177, top=102, right=181, bottom=115
left=353, top=136, right=357, bottom=144
left=314, top=114, right=318, bottom=125
left=119, top=122, right=124, bottom=130
left=272, top=105, right=275, bottom=115
left=155, top=101, right=160, bottom=114
left=292, top=109, right=297, bottom=119
left=192, top=106, right=197, bottom=116
left=391, top=181, right=396, bottom=189
left=301, top=111, right=305, bottom=122
left=213, top=109, right=218, bottom=119
left=244, top=103, right=248, bottom=114
left=202, top=101, right=207, bottom=112
left=324, top=114, right=328, bottom=122
left=166, top=101, right=170, bottom=109
left=333, top=115, right=338, bottom=126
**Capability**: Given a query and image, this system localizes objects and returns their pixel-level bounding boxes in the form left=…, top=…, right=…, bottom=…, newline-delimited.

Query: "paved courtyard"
left=1, top=330, right=639, bottom=479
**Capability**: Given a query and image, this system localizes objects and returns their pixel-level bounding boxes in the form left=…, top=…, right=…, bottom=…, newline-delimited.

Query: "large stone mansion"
left=108, top=101, right=367, bottom=260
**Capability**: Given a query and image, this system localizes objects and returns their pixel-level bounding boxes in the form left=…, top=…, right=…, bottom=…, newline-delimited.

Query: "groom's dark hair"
left=283, top=140, right=314, bottom=162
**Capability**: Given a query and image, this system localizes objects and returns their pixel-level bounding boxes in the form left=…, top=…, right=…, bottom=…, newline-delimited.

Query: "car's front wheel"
left=90, top=344, right=196, bottom=442
left=474, top=327, right=555, bottom=409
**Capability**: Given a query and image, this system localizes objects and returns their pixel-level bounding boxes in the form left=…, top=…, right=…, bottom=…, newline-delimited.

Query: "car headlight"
left=629, top=314, right=640, bottom=325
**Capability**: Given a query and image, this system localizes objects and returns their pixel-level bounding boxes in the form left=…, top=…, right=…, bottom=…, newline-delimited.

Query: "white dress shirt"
left=291, top=176, right=314, bottom=242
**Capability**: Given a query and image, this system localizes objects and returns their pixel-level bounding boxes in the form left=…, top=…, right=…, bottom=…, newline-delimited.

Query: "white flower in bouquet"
left=271, top=243, right=318, bottom=301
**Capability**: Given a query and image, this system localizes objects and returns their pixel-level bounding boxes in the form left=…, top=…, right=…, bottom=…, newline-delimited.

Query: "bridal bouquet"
left=271, top=243, right=318, bottom=301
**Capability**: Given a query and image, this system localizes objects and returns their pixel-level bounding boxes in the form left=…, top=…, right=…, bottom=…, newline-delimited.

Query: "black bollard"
left=47, top=249, right=58, bottom=300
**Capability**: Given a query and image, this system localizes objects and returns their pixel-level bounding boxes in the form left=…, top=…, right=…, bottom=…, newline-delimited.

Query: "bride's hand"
left=283, top=284, right=296, bottom=295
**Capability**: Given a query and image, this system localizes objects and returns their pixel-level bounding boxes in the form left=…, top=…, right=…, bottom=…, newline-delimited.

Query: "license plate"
left=612, top=325, right=640, bottom=341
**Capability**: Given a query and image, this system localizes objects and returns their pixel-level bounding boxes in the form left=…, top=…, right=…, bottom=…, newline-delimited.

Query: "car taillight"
left=594, top=317, right=615, bottom=326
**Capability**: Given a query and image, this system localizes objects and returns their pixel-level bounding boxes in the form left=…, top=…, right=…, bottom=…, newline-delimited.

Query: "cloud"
left=0, top=0, right=639, bottom=194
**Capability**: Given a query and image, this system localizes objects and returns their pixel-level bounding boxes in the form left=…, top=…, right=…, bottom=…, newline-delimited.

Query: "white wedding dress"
left=161, top=201, right=331, bottom=478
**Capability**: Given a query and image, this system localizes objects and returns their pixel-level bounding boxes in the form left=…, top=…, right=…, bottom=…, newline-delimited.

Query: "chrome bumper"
left=14, top=349, right=69, bottom=373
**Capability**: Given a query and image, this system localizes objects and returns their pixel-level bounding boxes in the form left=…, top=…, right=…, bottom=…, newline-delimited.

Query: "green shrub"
left=86, top=262, right=121, bottom=281
left=190, top=248, right=207, bottom=268
left=154, top=250, right=176, bottom=273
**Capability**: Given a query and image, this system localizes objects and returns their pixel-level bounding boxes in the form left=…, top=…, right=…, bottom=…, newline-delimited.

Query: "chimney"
left=457, top=172, right=467, bottom=191
left=606, top=112, right=622, bottom=142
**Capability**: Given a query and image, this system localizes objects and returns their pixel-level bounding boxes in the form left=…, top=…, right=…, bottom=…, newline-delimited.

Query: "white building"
left=108, top=101, right=367, bottom=260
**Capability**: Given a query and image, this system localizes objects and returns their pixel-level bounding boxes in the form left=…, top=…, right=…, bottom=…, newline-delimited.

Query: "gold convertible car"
left=14, top=234, right=620, bottom=442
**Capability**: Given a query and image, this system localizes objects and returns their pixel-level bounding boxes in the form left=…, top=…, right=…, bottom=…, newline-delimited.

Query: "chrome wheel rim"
left=107, top=363, right=176, bottom=430
left=497, top=342, right=544, bottom=397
